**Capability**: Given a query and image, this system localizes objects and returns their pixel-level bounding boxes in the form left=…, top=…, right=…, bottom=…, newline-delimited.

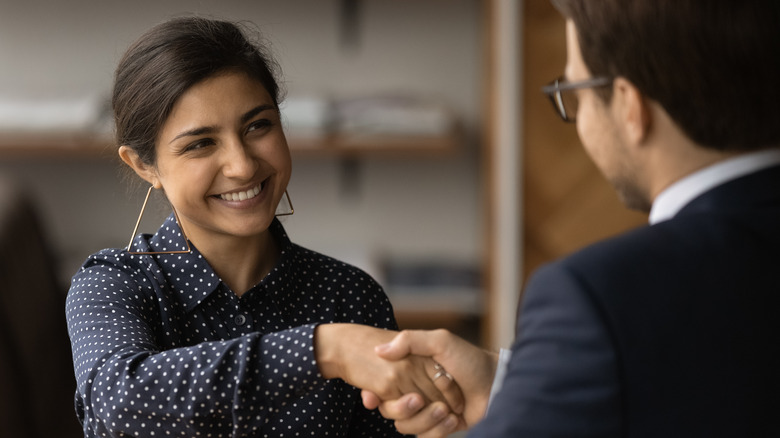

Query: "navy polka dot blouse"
left=66, top=215, right=407, bottom=437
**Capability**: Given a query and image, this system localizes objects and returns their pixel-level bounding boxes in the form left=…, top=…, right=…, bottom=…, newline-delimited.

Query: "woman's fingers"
left=371, top=392, right=425, bottom=420
left=367, top=388, right=464, bottom=437
left=390, top=401, right=461, bottom=437
left=361, top=389, right=382, bottom=411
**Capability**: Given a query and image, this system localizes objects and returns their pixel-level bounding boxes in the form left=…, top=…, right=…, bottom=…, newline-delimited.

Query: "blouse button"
left=234, top=314, right=247, bottom=325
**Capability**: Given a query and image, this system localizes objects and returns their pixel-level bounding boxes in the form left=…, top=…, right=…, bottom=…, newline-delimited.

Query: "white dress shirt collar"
left=649, top=148, right=780, bottom=225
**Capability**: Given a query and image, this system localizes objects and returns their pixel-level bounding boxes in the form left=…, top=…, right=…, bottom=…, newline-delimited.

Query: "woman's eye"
left=183, top=139, right=214, bottom=153
left=247, top=119, right=272, bottom=133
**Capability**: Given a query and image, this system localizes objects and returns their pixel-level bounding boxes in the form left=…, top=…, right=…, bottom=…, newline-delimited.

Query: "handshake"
left=314, top=324, right=499, bottom=438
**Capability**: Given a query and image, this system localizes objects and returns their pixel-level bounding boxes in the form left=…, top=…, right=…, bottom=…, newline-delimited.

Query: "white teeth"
left=220, top=184, right=262, bottom=201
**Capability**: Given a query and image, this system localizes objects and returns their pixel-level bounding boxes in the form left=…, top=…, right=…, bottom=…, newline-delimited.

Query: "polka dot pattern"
left=66, top=215, right=406, bottom=437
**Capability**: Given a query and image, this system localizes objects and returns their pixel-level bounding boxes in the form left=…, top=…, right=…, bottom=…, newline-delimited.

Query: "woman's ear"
left=118, top=146, right=160, bottom=188
left=612, top=77, right=652, bottom=146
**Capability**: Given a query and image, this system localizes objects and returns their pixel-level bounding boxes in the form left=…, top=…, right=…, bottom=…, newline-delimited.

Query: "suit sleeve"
left=468, top=262, right=622, bottom=437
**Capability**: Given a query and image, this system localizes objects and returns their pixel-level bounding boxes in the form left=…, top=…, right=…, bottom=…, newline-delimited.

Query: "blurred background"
left=0, top=1, right=646, bottom=436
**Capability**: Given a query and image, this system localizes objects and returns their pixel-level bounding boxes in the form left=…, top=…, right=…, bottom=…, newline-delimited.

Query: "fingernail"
left=432, top=406, right=447, bottom=420
left=444, top=414, right=458, bottom=430
left=407, top=396, right=422, bottom=411
left=375, top=343, right=390, bottom=353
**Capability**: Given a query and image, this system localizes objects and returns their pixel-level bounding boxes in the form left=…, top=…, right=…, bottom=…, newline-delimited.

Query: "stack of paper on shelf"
left=0, top=95, right=111, bottom=147
left=382, top=258, right=483, bottom=315
left=281, top=96, right=333, bottom=143
left=335, top=95, right=455, bottom=138
left=281, top=93, right=457, bottom=148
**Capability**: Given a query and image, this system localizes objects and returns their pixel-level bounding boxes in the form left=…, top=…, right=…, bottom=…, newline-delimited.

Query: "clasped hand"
left=316, top=324, right=497, bottom=437
left=367, top=329, right=499, bottom=437
left=314, top=324, right=464, bottom=418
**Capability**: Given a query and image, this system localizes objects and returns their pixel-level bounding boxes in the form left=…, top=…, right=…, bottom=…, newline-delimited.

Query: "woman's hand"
left=314, top=323, right=464, bottom=415
left=361, top=329, right=499, bottom=437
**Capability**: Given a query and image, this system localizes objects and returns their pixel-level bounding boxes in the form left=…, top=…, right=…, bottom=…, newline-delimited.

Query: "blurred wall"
left=0, top=0, right=484, bottom=286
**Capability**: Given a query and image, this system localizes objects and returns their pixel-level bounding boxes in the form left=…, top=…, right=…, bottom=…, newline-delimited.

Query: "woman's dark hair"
left=113, top=16, right=284, bottom=165
left=552, top=0, right=780, bottom=151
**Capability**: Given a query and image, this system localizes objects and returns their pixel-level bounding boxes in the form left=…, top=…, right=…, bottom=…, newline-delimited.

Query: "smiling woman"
left=64, top=16, right=462, bottom=437
left=119, top=71, right=293, bottom=291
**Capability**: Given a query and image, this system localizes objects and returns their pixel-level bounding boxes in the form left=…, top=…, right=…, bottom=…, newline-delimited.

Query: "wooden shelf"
left=0, top=134, right=116, bottom=159
left=0, top=129, right=462, bottom=160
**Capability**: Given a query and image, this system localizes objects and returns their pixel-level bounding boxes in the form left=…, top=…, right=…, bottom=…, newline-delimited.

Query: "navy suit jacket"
left=469, top=164, right=780, bottom=437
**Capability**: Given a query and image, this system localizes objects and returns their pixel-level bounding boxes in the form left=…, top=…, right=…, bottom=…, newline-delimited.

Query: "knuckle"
left=396, top=330, right=412, bottom=343
left=376, top=381, right=393, bottom=398
left=386, top=366, right=402, bottom=381
left=431, top=328, right=452, bottom=340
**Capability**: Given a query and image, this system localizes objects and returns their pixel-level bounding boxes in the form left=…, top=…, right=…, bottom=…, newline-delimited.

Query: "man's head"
left=551, top=0, right=780, bottom=152
left=547, top=0, right=780, bottom=211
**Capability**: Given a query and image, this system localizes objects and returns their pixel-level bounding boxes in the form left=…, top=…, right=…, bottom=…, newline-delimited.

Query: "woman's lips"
left=218, top=182, right=262, bottom=201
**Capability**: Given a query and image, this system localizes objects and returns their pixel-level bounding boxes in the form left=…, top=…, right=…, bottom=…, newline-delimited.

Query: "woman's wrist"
left=313, top=323, right=346, bottom=379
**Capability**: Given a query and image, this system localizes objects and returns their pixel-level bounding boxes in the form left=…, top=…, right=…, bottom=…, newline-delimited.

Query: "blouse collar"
left=131, top=215, right=295, bottom=312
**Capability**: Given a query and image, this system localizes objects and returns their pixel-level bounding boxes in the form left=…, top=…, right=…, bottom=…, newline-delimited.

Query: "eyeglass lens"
left=560, top=86, right=579, bottom=121
left=545, top=78, right=581, bottom=122
left=546, top=80, right=579, bottom=122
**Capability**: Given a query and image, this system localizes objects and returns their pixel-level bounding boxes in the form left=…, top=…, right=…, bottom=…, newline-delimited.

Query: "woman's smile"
left=219, top=184, right=260, bottom=201
left=216, top=180, right=264, bottom=202
left=210, top=178, right=275, bottom=211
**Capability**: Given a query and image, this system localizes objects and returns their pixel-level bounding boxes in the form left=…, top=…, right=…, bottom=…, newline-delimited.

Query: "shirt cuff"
left=486, top=348, right=512, bottom=412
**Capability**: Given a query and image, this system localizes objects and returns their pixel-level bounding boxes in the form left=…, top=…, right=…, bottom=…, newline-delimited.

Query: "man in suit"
left=362, top=0, right=780, bottom=436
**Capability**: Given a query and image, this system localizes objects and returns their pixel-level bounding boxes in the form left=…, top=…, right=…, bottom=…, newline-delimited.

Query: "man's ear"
left=612, top=77, right=652, bottom=145
left=118, top=146, right=161, bottom=188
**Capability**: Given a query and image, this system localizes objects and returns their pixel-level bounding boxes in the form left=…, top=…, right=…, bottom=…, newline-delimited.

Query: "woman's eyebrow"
left=169, top=126, right=217, bottom=144
left=241, top=104, right=276, bottom=124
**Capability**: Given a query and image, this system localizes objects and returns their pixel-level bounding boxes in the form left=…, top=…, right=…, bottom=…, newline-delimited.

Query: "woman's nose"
left=221, top=139, right=258, bottom=179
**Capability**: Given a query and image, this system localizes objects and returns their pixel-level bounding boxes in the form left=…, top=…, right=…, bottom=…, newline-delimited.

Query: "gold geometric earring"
left=275, top=190, right=295, bottom=216
left=126, top=184, right=192, bottom=255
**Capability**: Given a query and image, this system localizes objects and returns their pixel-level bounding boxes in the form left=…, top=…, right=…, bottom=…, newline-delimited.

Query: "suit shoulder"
left=561, top=224, right=665, bottom=271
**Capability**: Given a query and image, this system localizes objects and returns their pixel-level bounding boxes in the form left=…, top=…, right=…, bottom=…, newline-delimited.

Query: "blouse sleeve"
left=66, top=256, right=327, bottom=437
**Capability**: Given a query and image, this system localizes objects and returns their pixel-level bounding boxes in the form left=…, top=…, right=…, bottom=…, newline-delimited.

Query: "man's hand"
left=314, top=324, right=464, bottom=415
left=362, top=329, right=499, bottom=436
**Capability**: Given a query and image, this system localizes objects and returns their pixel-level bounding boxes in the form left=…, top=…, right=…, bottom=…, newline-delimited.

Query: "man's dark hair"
left=552, top=0, right=780, bottom=151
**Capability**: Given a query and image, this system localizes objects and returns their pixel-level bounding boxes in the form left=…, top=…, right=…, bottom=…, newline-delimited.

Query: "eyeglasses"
left=541, top=76, right=612, bottom=123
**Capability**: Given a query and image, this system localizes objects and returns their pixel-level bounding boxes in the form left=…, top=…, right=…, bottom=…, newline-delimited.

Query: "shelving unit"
left=0, top=129, right=463, bottom=159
